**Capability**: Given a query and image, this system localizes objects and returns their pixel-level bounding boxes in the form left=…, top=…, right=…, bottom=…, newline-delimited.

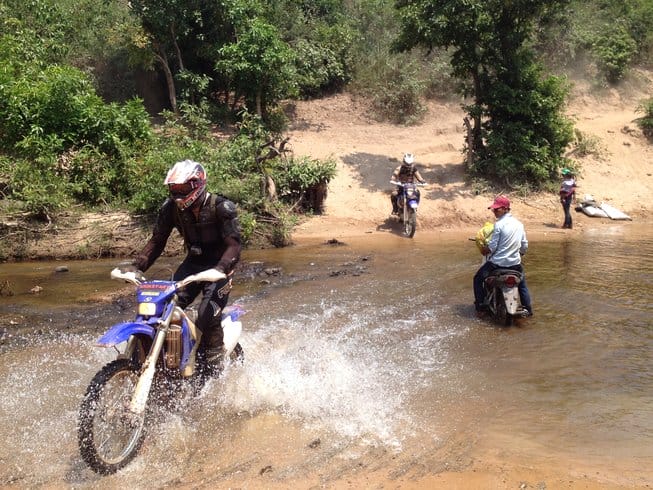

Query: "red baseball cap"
left=488, top=195, right=510, bottom=209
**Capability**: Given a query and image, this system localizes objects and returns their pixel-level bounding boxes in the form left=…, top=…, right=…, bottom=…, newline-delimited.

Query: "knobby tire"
left=405, top=209, right=417, bottom=238
left=78, top=358, right=147, bottom=474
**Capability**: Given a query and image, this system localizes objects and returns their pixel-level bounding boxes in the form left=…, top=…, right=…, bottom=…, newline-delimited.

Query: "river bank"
left=2, top=70, right=652, bottom=262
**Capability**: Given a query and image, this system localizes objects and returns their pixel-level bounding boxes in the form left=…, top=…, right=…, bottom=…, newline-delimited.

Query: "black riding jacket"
left=134, top=192, right=241, bottom=274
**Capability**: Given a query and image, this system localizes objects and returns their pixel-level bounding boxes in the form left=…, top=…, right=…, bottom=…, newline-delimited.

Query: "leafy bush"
left=369, top=61, right=425, bottom=125
left=0, top=64, right=151, bottom=159
left=470, top=62, right=574, bottom=188
left=10, top=156, right=70, bottom=219
left=592, top=26, right=638, bottom=84
left=570, top=129, right=606, bottom=158
left=236, top=209, right=257, bottom=245
left=635, top=97, right=653, bottom=138
left=273, top=156, right=337, bottom=212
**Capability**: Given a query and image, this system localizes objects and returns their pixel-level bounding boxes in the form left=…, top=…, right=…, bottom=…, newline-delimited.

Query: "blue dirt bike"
left=78, top=266, right=244, bottom=474
left=391, top=181, right=426, bottom=238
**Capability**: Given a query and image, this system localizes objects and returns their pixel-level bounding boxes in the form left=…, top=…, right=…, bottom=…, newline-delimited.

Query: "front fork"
left=129, top=327, right=167, bottom=415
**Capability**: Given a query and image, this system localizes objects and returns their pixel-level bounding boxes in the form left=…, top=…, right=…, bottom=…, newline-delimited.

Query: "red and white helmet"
left=164, top=160, right=207, bottom=210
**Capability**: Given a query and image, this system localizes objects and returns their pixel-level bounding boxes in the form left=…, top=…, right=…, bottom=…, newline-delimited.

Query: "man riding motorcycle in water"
left=390, top=153, right=427, bottom=215
left=132, top=159, right=241, bottom=374
left=473, top=195, right=533, bottom=317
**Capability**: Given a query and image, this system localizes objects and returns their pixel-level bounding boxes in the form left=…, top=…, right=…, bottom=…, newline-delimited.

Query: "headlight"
left=138, top=302, right=157, bottom=316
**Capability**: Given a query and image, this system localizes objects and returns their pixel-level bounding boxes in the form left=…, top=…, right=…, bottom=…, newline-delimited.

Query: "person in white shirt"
left=473, top=195, right=533, bottom=316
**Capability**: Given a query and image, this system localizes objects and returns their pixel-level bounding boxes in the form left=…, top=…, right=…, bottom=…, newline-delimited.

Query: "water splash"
left=211, top=300, right=458, bottom=450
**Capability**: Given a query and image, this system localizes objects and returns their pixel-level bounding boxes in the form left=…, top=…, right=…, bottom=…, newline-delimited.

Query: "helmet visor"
left=169, top=182, right=195, bottom=198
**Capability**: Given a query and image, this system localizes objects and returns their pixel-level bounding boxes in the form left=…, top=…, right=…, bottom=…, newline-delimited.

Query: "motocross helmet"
left=402, top=153, right=415, bottom=166
left=164, top=160, right=207, bottom=210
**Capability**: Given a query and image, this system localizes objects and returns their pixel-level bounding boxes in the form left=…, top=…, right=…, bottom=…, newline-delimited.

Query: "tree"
left=216, top=18, right=297, bottom=117
left=127, top=0, right=248, bottom=113
left=394, top=0, right=574, bottom=187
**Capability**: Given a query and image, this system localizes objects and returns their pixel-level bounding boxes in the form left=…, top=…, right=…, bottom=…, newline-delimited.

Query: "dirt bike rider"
left=132, top=159, right=241, bottom=374
left=390, top=153, right=427, bottom=215
left=473, top=195, right=533, bottom=317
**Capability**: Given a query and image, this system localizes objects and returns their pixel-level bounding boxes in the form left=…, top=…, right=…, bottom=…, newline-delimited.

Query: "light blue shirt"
left=488, top=212, right=528, bottom=267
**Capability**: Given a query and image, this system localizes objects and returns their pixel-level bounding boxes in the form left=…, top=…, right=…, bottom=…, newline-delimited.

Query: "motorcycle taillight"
left=504, top=275, right=517, bottom=287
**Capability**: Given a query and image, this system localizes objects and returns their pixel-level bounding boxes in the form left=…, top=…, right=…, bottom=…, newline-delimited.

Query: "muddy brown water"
left=0, top=223, right=651, bottom=488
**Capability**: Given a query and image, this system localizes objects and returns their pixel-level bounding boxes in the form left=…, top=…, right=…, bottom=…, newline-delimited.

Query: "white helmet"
left=403, top=153, right=415, bottom=165
left=164, top=160, right=207, bottom=210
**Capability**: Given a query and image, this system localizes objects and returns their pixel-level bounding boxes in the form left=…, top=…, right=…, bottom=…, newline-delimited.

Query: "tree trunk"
left=471, top=69, right=483, bottom=154
left=154, top=51, right=178, bottom=114
left=255, top=89, right=262, bottom=117
left=170, top=23, right=184, bottom=71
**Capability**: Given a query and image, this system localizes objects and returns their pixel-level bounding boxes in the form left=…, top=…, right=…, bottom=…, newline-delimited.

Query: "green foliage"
left=537, top=1, right=653, bottom=85
left=0, top=0, right=72, bottom=67
left=570, top=129, right=606, bottom=158
left=277, top=156, right=336, bottom=191
left=591, top=25, right=638, bottom=83
left=125, top=114, right=221, bottom=214
left=216, top=18, right=298, bottom=116
left=123, top=108, right=335, bottom=247
left=262, top=0, right=356, bottom=97
left=476, top=61, right=575, bottom=186
left=10, top=156, right=71, bottom=219
left=395, top=0, right=574, bottom=188
left=0, top=64, right=151, bottom=158
left=273, top=156, right=337, bottom=212
left=635, top=97, right=653, bottom=138
left=268, top=209, right=296, bottom=247
left=237, top=210, right=257, bottom=245
left=4, top=0, right=653, bottom=250
left=369, top=60, right=426, bottom=125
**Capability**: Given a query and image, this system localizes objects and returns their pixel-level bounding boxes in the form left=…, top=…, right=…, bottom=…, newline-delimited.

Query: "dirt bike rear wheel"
left=78, top=358, right=147, bottom=474
left=404, top=209, right=417, bottom=238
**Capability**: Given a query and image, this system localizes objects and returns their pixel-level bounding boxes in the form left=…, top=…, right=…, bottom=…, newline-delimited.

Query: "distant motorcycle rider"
left=132, top=159, right=241, bottom=373
left=390, top=153, right=426, bottom=215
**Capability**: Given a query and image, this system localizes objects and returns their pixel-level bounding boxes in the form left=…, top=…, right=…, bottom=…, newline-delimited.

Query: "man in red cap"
left=473, top=195, right=533, bottom=316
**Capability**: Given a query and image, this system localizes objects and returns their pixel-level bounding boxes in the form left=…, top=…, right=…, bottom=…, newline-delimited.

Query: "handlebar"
left=390, top=181, right=427, bottom=186
left=110, top=268, right=144, bottom=285
left=110, top=267, right=227, bottom=288
left=175, top=268, right=226, bottom=288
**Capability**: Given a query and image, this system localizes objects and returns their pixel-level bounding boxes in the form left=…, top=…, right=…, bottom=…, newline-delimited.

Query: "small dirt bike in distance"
left=78, top=266, right=244, bottom=474
left=390, top=181, right=426, bottom=238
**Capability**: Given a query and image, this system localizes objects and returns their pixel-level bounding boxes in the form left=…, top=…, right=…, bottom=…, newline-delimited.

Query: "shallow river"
left=0, top=223, right=651, bottom=488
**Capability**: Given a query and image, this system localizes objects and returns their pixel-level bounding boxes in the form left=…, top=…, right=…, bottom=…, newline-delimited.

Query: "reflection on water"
left=0, top=223, right=652, bottom=486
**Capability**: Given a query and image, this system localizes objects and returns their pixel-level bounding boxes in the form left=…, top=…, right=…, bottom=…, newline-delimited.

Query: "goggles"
left=168, top=182, right=196, bottom=198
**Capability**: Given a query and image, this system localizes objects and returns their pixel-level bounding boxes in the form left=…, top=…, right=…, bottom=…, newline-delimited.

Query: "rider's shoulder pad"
left=215, top=197, right=238, bottom=219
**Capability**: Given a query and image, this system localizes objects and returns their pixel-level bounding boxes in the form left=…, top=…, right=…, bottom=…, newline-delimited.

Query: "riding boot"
left=203, top=327, right=225, bottom=376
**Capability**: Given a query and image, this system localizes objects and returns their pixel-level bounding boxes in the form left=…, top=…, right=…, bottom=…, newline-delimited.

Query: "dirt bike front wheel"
left=404, top=209, right=417, bottom=238
left=78, top=358, right=147, bottom=474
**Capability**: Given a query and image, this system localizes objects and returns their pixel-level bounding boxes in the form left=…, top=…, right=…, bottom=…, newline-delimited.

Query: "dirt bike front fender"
left=96, top=322, right=155, bottom=347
